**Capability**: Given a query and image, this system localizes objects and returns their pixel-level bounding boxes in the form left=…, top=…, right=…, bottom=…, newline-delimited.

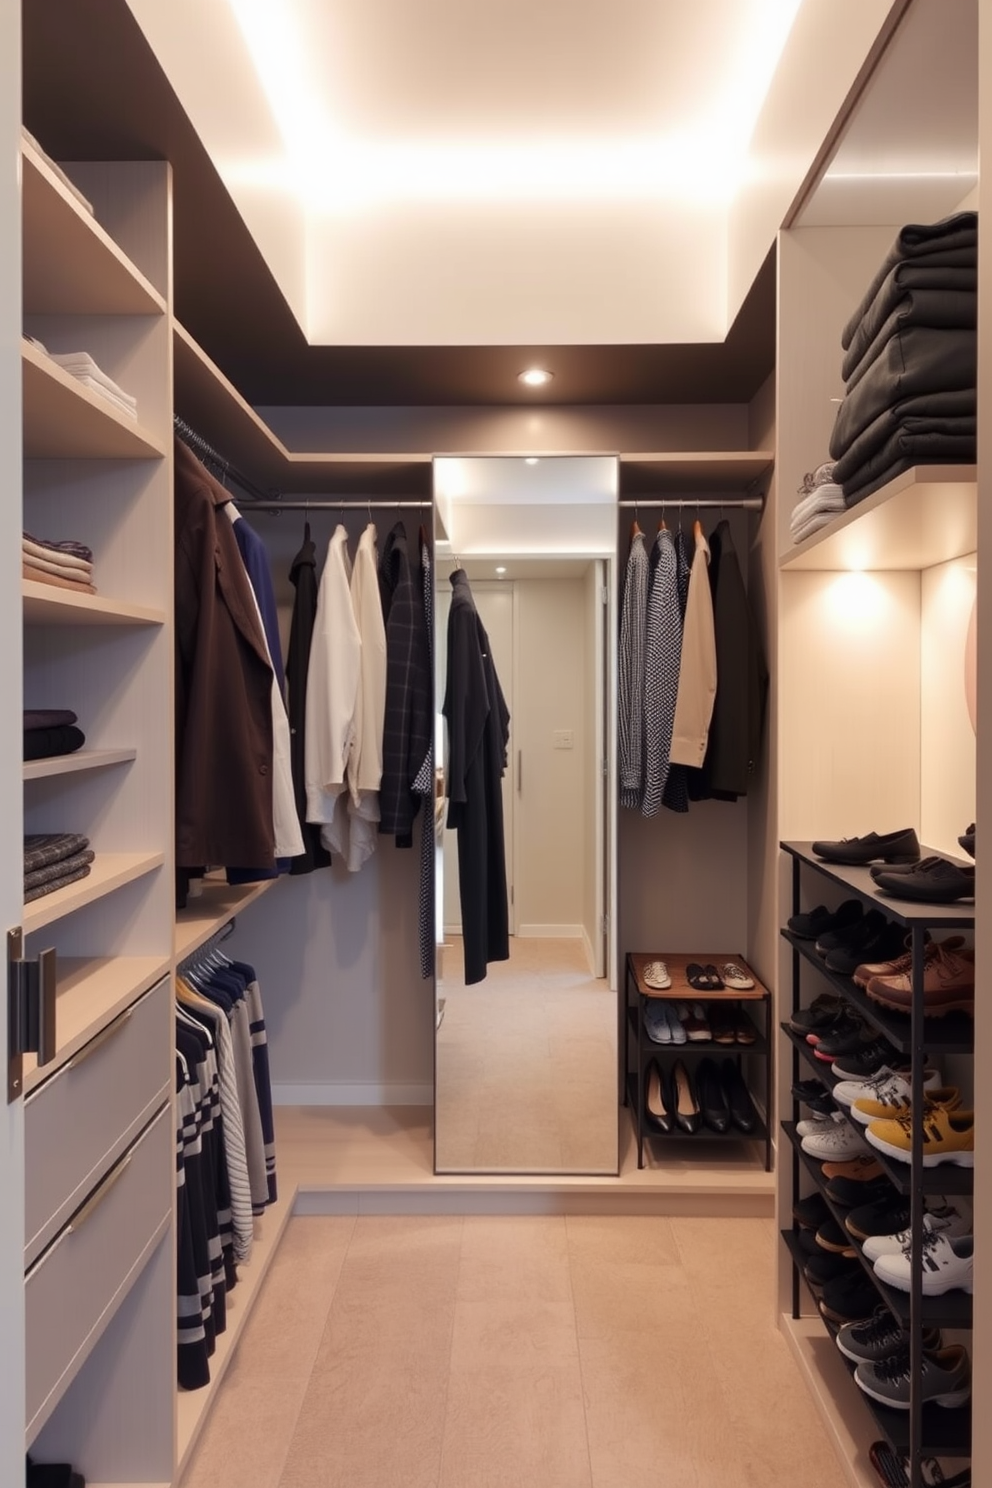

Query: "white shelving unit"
left=24, top=747, right=137, bottom=781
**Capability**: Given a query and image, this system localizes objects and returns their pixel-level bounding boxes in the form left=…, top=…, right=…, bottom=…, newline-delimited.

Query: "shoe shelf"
left=628, top=1003, right=769, bottom=1056
left=781, top=839, right=975, bottom=1483
left=781, top=1125, right=973, bottom=1329
left=623, top=951, right=772, bottom=1171
left=783, top=1233, right=973, bottom=1460
left=782, top=930, right=975, bottom=1056
left=623, top=1073, right=769, bottom=1147
left=781, top=842, right=975, bottom=930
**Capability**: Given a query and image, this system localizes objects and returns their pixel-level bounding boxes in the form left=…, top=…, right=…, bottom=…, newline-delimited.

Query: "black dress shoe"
left=721, top=1058, right=757, bottom=1132
left=815, top=909, right=887, bottom=956
left=811, top=828, right=920, bottom=866
left=696, top=1057, right=730, bottom=1133
left=873, top=855, right=975, bottom=903
left=644, top=1059, right=674, bottom=1134
left=825, top=919, right=907, bottom=976
left=787, top=899, right=862, bottom=940
left=671, top=1059, right=702, bottom=1134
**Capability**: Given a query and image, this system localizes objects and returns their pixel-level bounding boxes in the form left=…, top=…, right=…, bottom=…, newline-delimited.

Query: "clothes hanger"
left=630, top=497, right=642, bottom=540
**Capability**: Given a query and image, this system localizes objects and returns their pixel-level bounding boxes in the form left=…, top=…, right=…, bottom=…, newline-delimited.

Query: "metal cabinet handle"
left=67, top=1155, right=131, bottom=1235
left=66, top=1006, right=133, bottom=1072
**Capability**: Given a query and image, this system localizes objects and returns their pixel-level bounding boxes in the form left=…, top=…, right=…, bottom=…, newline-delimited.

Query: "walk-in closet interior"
left=1, top=1, right=989, bottom=1486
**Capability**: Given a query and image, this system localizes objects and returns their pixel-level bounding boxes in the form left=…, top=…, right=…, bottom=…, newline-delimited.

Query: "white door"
left=0, top=8, right=27, bottom=1471
left=438, top=580, right=515, bottom=936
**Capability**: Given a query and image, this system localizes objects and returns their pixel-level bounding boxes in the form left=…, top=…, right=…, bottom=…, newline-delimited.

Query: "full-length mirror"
left=433, top=456, right=618, bottom=1173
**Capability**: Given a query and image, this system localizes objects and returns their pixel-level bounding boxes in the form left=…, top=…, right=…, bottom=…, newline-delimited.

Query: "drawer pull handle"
left=68, top=1154, right=131, bottom=1234
left=66, top=1006, right=133, bottom=1072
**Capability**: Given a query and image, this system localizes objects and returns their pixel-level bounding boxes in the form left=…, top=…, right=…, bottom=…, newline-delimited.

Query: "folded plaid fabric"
left=24, top=849, right=95, bottom=891
left=24, top=864, right=92, bottom=903
left=23, top=832, right=90, bottom=874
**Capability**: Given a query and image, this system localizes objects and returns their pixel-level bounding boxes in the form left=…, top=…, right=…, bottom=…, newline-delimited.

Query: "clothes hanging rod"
left=235, top=499, right=430, bottom=511
left=618, top=496, right=764, bottom=511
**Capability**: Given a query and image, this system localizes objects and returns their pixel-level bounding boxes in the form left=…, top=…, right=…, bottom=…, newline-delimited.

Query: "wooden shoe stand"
left=622, top=951, right=772, bottom=1169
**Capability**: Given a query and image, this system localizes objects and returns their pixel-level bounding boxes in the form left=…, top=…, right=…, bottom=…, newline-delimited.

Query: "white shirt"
left=305, top=526, right=361, bottom=840
left=345, top=524, right=387, bottom=872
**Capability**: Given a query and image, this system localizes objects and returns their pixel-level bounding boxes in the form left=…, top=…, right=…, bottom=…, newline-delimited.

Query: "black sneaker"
left=789, top=993, right=845, bottom=1037
left=816, top=909, right=887, bottom=957
left=812, top=1015, right=873, bottom=1058
left=788, top=899, right=863, bottom=940
left=844, top=1194, right=911, bottom=1242
left=792, top=1080, right=837, bottom=1116
left=805, top=1251, right=858, bottom=1287
left=831, top=1037, right=902, bottom=1080
left=793, top=1191, right=831, bottom=1230
left=825, top=919, right=908, bottom=977
left=836, top=1305, right=942, bottom=1364
left=819, top=1268, right=883, bottom=1325
left=816, top=1217, right=856, bottom=1254
left=824, top=1173, right=894, bottom=1207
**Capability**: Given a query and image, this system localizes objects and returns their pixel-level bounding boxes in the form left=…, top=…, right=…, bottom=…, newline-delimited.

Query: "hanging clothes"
left=286, top=522, right=331, bottom=875
left=618, top=528, right=648, bottom=811
left=174, top=437, right=275, bottom=877
left=413, top=529, right=435, bottom=979
left=305, top=525, right=361, bottom=855
left=443, top=569, right=510, bottom=985
left=669, top=520, right=718, bottom=769
left=345, top=523, right=388, bottom=873
left=378, top=521, right=433, bottom=847
left=662, top=525, right=693, bottom=814
left=689, top=519, right=768, bottom=800
left=224, top=503, right=304, bottom=863
left=640, top=528, right=680, bottom=817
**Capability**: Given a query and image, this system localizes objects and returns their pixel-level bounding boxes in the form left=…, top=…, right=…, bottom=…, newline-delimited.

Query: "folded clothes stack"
left=828, top=212, right=977, bottom=508
left=23, top=708, right=85, bottom=761
left=24, top=833, right=94, bottom=903
left=22, top=531, right=96, bottom=594
left=28, top=338, right=138, bottom=421
left=790, top=460, right=846, bottom=544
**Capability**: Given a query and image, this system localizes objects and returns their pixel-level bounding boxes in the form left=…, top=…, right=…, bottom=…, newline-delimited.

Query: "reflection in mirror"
left=433, top=456, right=619, bottom=1174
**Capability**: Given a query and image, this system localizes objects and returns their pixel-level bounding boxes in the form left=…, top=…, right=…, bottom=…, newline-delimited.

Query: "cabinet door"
left=0, top=6, right=27, bottom=1481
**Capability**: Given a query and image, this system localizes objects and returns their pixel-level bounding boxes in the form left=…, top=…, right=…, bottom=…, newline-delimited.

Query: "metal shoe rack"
left=622, top=951, right=772, bottom=1169
left=780, top=841, right=974, bottom=1487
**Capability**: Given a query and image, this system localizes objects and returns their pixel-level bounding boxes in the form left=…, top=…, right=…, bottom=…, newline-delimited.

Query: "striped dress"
left=618, top=531, right=648, bottom=810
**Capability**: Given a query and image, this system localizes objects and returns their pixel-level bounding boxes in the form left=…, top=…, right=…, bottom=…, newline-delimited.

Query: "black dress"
left=286, top=522, right=330, bottom=873
left=443, top=570, right=511, bottom=985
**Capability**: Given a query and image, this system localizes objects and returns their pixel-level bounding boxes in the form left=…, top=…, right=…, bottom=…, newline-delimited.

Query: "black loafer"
left=644, top=1059, right=674, bottom=1134
left=697, top=1057, right=730, bottom=1133
left=671, top=1059, right=702, bottom=1134
left=721, top=1057, right=757, bottom=1132
left=811, top=828, right=920, bottom=866
left=787, top=899, right=863, bottom=940
left=825, top=919, right=907, bottom=976
left=815, top=908, right=887, bottom=956
left=874, top=855, right=975, bottom=903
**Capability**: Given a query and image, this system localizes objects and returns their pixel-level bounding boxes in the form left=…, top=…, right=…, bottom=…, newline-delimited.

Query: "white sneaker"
left=797, top=1110, right=844, bottom=1138
left=833, top=1064, right=942, bottom=1109
left=801, top=1121, right=869, bottom=1161
left=720, top=961, right=754, bottom=990
left=863, top=1205, right=971, bottom=1264
left=643, top=960, right=671, bottom=990
left=873, top=1229, right=974, bottom=1295
left=850, top=1071, right=949, bottom=1125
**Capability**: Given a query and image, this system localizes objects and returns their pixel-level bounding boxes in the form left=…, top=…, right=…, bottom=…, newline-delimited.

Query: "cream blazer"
left=669, top=523, right=717, bottom=768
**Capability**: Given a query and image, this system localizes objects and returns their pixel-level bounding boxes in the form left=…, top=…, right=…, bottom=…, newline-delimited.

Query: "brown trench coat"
left=174, top=437, right=275, bottom=869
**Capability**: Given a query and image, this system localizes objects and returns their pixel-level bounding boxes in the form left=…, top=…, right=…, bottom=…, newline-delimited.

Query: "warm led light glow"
left=525, top=457, right=540, bottom=465
left=519, top=369, right=553, bottom=388
left=495, top=566, right=507, bottom=575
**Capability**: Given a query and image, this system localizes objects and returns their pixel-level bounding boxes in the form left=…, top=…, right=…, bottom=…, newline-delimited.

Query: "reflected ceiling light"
left=495, top=566, right=507, bottom=576
left=519, top=369, right=553, bottom=388
left=525, top=457, right=540, bottom=465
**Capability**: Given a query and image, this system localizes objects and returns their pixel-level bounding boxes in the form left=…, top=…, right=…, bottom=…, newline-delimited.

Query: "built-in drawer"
left=25, top=1100, right=172, bottom=1444
left=24, top=976, right=171, bottom=1269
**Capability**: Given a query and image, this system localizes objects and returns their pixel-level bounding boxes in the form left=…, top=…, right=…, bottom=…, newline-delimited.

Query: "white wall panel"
left=920, top=554, right=977, bottom=856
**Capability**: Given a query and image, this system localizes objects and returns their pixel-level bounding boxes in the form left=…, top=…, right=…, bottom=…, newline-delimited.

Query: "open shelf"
left=781, top=842, right=976, bottom=929
left=21, top=137, right=167, bottom=317
left=635, top=1004, right=768, bottom=1056
left=176, top=1192, right=294, bottom=1476
left=21, top=955, right=170, bottom=1096
left=22, top=581, right=165, bottom=627
left=783, top=1111, right=973, bottom=1202
left=22, top=339, right=165, bottom=460
left=626, top=950, right=768, bottom=1000
left=174, top=875, right=277, bottom=963
left=24, top=748, right=136, bottom=782
left=780, top=465, right=977, bottom=572
left=624, top=1072, right=768, bottom=1146
left=781, top=932, right=975, bottom=1056
left=173, top=321, right=432, bottom=497
left=24, top=851, right=164, bottom=932
left=619, top=450, right=773, bottom=494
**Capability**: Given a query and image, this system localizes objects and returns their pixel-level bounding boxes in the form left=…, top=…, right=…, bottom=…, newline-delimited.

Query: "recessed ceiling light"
left=525, top=457, right=539, bottom=465
left=495, top=566, right=507, bottom=576
left=518, top=368, right=553, bottom=387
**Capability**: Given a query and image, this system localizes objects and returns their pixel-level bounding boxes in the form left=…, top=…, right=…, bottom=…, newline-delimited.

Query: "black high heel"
left=644, top=1059, right=674, bottom=1134
left=672, top=1059, right=702, bottom=1134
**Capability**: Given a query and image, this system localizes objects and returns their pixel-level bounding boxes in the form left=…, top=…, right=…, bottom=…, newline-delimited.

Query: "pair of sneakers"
left=643, top=1000, right=709, bottom=1045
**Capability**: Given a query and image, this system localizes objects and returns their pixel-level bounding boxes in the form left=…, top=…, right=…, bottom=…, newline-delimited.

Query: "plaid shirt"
left=377, top=522, right=432, bottom=845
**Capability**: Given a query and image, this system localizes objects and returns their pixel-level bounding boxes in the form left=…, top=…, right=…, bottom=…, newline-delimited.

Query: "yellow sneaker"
left=851, top=1086, right=961, bottom=1126
left=866, top=1105, right=974, bottom=1167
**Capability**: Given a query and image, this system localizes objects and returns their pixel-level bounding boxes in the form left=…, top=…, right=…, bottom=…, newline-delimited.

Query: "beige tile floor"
left=180, top=1213, right=850, bottom=1488
left=436, top=937, right=618, bottom=1173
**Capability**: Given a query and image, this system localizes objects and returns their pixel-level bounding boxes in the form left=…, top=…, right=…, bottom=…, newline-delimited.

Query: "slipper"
left=734, top=1009, right=757, bottom=1046
left=720, top=961, right=755, bottom=991
left=709, top=1005, right=736, bottom=1044
left=642, top=960, right=671, bottom=990
left=703, top=964, right=725, bottom=991
left=686, top=963, right=707, bottom=991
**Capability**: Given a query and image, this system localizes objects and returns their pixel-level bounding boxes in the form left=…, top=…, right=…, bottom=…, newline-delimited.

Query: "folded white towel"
left=22, top=536, right=92, bottom=574
left=792, top=510, right=844, bottom=545
left=790, top=482, right=846, bottom=534
left=22, top=128, right=95, bottom=216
